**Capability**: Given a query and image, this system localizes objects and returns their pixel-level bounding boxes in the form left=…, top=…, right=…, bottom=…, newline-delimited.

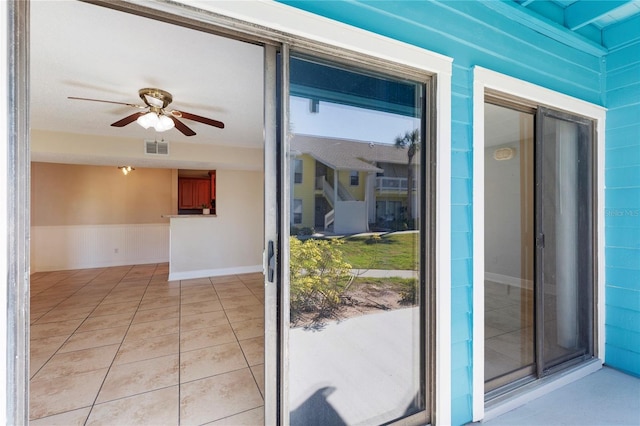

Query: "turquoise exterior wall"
left=603, top=23, right=640, bottom=377
left=278, top=0, right=637, bottom=423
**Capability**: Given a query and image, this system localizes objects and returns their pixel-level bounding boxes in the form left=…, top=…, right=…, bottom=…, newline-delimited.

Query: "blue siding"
left=604, top=17, right=640, bottom=377
left=277, top=1, right=617, bottom=423
left=278, top=1, right=603, bottom=102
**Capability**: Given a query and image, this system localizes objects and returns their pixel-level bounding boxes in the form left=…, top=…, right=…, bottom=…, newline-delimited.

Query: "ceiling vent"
left=145, top=140, right=169, bottom=155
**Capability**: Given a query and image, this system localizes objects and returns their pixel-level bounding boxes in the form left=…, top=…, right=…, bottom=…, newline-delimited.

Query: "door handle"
left=267, top=240, right=275, bottom=282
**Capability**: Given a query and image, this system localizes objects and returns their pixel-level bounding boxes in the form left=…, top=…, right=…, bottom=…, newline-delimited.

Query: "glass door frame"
left=534, top=106, right=596, bottom=377
left=472, top=67, right=606, bottom=422
left=482, top=99, right=537, bottom=395
left=277, top=44, right=437, bottom=425
left=481, top=98, right=597, bottom=396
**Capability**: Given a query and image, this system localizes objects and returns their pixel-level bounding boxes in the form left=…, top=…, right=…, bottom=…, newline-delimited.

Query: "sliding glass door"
left=484, top=100, right=595, bottom=395
left=536, top=107, right=594, bottom=374
left=484, top=102, right=536, bottom=391
left=280, top=51, right=432, bottom=425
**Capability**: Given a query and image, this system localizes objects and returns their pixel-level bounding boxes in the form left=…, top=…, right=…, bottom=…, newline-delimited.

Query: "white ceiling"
left=30, top=0, right=265, bottom=167
left=485, top=103, right=532, bottom=148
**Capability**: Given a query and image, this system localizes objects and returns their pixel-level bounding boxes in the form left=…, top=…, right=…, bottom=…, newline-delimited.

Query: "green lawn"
left=339, top=232, right=419, bottom=270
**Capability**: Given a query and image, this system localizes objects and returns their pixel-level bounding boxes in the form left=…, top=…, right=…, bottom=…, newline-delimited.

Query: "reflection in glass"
left=484, top=103, right=535, bottom=387
left=288, top=55, right=425, bottom=425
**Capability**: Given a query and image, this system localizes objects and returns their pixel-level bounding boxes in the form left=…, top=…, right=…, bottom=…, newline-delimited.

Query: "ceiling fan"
left=68, top=88, right=224, bottom=136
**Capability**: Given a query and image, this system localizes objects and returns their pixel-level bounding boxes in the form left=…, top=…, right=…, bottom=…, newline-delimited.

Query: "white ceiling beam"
left=565, top=0, right=632, bottom=30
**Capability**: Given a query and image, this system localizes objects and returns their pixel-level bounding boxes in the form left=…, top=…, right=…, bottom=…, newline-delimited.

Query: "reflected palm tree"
left=394, top=129, right=420, bottom=225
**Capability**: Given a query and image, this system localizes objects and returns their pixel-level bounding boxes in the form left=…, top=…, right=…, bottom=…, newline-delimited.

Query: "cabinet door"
left=195, top=179, right=211, bottom=207
left=179, top=178, right=196, bottom=209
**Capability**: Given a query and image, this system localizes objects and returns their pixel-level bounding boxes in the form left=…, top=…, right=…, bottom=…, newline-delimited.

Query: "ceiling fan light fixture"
left=137, top=111, right=159, bottom=129
left=69, top=87, right=224, bottom=136
left=136, top=111, right=174, bottom=132
left=155, top=114, right=175, bottom=132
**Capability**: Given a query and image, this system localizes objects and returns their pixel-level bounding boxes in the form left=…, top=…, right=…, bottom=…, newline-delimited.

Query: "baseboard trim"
left=169, top=264, right=263, bottom=281
left=485, top=272, right=533, bottom=290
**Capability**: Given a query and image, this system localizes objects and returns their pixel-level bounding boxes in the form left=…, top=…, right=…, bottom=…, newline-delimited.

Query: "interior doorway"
left=28, top=1, right=269, bottom=424
left=484, top=99, right=596, bottom=396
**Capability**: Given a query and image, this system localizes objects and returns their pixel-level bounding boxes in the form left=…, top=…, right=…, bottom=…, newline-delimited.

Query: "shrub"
left=290, top=226, right=314, bottom=236
left=289, top=237, right=352, bottom=321
left=365, top=234, right=382, bottom=245
left=399, top=279, right=419, bottom=305
left=297, top=227, right=315, bottom=236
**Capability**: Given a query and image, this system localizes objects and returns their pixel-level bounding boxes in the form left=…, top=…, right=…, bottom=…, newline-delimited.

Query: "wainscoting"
left=31, top=224, right=170, bottom=272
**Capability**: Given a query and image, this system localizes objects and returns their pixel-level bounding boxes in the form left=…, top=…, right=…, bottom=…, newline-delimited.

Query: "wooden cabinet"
left=195, top=179, right=210, bottom=207
left=209, top=171, right=216, bottom=200
left=178, top=171, right=217, bottom=212
left=178, top=177, right=211, bottom=209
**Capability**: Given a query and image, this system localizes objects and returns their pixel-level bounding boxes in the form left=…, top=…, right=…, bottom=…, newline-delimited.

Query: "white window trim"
left=472, top=66, right=606, bottom=421
left=160, top=1, right=453, bottom=424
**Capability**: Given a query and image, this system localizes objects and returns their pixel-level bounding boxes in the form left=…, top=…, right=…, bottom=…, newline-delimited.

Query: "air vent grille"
left=145, top=140, right=169, bottom=155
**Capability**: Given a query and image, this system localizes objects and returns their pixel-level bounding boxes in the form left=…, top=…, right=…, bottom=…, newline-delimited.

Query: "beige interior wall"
left=31, top=162, right=174, bottom=226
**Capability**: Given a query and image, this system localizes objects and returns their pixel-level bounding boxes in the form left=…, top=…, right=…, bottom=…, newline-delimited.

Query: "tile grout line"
left=82, top=265, right=155, bottom=425
left=31, top=266, right=265, bottom=425
left=30, top=265, right=138, bottom=423
left=29, top=267, right=133, bottom=382
left=213, top=276, right=266, bottom=403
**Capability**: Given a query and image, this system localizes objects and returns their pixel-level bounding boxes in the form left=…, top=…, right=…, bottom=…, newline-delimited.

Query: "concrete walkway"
left=351, top=268, right=417, bottom=279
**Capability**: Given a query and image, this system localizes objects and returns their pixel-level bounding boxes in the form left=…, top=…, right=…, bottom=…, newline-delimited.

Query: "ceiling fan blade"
left=111, top=112, right=145, bottom=127
left=68, top=96, right=144, bottom=109
left=170, top=116, right=196, bottom=136
left=176, top=110, right=225, bottom=129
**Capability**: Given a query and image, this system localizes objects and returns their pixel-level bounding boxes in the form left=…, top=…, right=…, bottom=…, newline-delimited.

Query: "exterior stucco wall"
left=292, top=154, right=316, bottom=229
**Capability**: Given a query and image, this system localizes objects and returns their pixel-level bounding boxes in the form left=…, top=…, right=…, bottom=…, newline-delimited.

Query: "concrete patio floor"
left=481, top=366, right=640, bottom=425
left=288, top=304, right=639, bottom=426
left=289, top=307, right=422, bottom=425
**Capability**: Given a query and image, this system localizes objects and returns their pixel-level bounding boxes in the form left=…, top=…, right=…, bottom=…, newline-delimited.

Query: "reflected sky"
left=290, top=96, right=420, bottom=144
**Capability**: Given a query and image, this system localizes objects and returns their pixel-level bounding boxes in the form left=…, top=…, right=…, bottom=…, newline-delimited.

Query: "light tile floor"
left=485, top=281, right=535, bottom=381
left=29, top=263, right=265, bottom=425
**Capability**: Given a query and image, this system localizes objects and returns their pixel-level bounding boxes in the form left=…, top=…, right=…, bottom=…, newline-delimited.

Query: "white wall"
left=31, top=169, right=264, bottom=275
left=31, top=224, right=169, bottom=272
left=31, top=130, right=263, bottom=171
left=484, top=146, right=523, bottom=284
left=335, top=201, right=368, bottom=234
left=169, top=169, right=264, bottom=279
